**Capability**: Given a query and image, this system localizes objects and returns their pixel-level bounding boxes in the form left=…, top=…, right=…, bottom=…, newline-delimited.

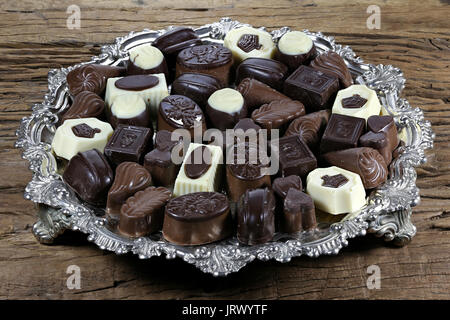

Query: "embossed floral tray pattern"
left=15, top=18, right=434, bottom=276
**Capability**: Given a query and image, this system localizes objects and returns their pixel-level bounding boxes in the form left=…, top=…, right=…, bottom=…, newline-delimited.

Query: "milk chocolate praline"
left=226, top=141, right=271, bottom=202
left=118, top=186, right=171, bottom=238
left=162, top=192, right=232, bottom=245
left=310, top=52, right=353, bottom=89
left=60, top=91, right=105, bottom=124
left=237, top=78, right=291, bottom=112
left=176, top=44, right=233, bottom=86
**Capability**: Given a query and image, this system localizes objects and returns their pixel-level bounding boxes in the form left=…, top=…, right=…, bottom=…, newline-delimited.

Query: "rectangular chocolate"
left=104, top=124, right=152, bottom=166
left=283, top=65, right=339, bottom=112
left=274, top=135, right=317, bottom=178
left=320, top=113, right=365, bottom=154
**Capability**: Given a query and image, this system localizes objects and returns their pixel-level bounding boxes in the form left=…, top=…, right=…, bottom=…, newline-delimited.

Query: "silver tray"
left=15, top=18, right=434, bottom=276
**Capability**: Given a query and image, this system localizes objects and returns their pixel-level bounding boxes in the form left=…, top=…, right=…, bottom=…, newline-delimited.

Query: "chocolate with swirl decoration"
left=162, top=192, right=232, bottom=245
left=310, top=52, right=353, bottom=88
left=284, top=109, right=330, bottom=149
left=322, top=147, right=388, bottom=189
left=251, top=99, right=305, bottom=130
left=61, top=91, right=105, bottom=124
left=66, top=64, right=125, bottom=96
left=106, top=162, right=153, bottom=220
left=118, top=186, right=171, bottom=238
left=237, top=78, right=290, bottom=111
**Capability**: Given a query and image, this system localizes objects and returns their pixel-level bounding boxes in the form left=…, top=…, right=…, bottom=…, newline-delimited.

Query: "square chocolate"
left=274, top=135, right=317, bottom=178
left=320, top=113, right=365, bottom=154
left=104, top=124, right=152, bottom=166
left=283, top=65, right=339, bottom=112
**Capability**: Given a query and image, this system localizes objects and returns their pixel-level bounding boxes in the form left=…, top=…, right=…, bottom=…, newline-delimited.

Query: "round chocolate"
left=165, top=192, right=229, bottom=222
left=177, top=44, right=232, bottom=69
left=227, top=141, right=268, bottom=180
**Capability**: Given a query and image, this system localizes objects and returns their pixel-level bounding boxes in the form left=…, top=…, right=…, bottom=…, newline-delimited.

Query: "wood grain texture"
left=0, top=0, right=449, bottom=300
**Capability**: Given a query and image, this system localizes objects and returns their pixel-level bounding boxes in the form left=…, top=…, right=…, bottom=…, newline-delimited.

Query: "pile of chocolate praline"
left=53, top=26, right=402, bottom=246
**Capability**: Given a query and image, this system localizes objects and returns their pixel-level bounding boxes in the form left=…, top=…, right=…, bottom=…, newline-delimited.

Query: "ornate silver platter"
left=15, top=18, right=434, bottom=276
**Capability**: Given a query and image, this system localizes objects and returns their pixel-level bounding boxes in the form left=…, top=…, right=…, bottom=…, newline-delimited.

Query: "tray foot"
left=32, top=204, right=71, bottom=244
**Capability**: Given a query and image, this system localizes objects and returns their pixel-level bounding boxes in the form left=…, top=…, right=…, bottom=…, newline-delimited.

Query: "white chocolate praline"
left=306, top=166, right=366, bottom=215
left=105, top=73, right=169, bottom=115
left=208, top=88, right=244, bottom=114
left=51, top=118, right=113, bottom=161
left=173, top=143, right=223, bottom=197
left=110, top=94, right=147, bottom=119
left=129, top=44, right=164, bottom=69
left=223, top=26, right=276, bottom=63
left=332, top=84, right=381, bottom=122
left=278, top=31, right=313, bottom=55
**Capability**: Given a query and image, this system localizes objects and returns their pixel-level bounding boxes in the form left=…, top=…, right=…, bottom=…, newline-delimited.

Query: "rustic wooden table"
left=0, top=0, right=449, bottom=300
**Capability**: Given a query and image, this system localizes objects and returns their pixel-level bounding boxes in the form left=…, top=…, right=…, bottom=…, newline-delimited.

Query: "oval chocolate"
left=115, top=75, right=159, bottom=91
left=184, top=145, right=212, bottom=179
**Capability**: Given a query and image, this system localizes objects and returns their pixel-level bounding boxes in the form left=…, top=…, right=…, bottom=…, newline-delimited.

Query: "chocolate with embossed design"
left=63, top=149, right=113, bottom=206
left=284, top=109, right=330, bottom=149
left=144, top=130, right=183, bottom=187
left=235, top=58, right=289, bottom=91
left=236, top=78, right=290, bottom=111
left=162, top=192, right=232, bottom=245
left=171, top=73, right=223, bottom=110
left=310, top=51, right=353, bottom=88
left=176, top=44, right=233, bottom=86
left=118, top=186, right=171, bottom=238
left=322, top=147, right=388, bottom=189
left=284, top=65, right=339, bottom=112
left=67, top=64, right=125, bottom=96
left=320, top=114, right=365, bottom=154
left=106, top=162, right=153, bottom=220
left=282, top=188, right=317, bottom=233
left=158, top=95, right=206, bottom=138
left=61, top=91, right=105, bottom=124
left=104, top=124, right=152, bottom=166
left=251, top=99, right=305, bottom=130
left=226, top=141, right=271, bottom=202
left=275, top=135, right=317, bottom=178
left=237, top=187, right=275, bottom=245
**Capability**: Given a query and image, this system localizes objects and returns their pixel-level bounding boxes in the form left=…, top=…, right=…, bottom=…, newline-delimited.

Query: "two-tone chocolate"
left=158, top=95, right=206, bottom=139
left=176, top=44, right=233, bottom=86
left=235, top=57, right=289, bottom=91
left=284, top=65, right=339, bottom=112
left=162, top=192, right=232, bottom=245
left=107, top=94, right=151, bottom=128
left=127, top=44, right=169, bottom=79
left=281, top=189, right=317, bottom=233
left=104, top=124, right=152, bottom=166
left=63, top=149, right=113, bottom=205
left=144, top=130, right=183, bottom=187
left=320, top=114, right=365, bottom=154
left=284, top=109, right=331, bottom=149
left=118, top=186, right=171, bottom=238
left=251, top=99, right=305, bottom=130
left=171, top=73, right=223, bottom=110
left=322, top=147, right=388, bottom=189
left=237, top=187, right=275, bottom=245
left=106, top=162, right=153, bottom=220
left=67, top=64, right=125, bottom=96
left=206, top=88, right=247, bottom=130
left=276, top=31, right=316, bottom=71
left=61, top=91, right=105, bottom=124
left=332, top=85, right=381, bottom=121
left=310, top=52, right=353, bottom=88
left=237, top=78, right=290, bottom=111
